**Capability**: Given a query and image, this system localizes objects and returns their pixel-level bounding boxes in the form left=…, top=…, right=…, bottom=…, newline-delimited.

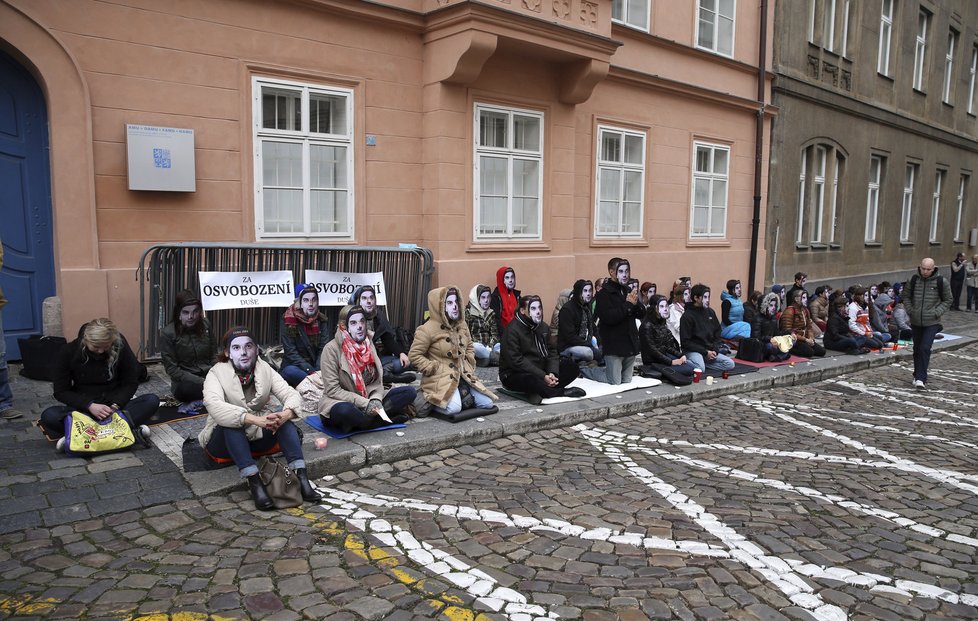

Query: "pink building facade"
left=0, top=0, right=774, bottom=351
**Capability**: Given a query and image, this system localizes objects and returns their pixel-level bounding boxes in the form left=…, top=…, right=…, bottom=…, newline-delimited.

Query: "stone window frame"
left=954, top=174, right=969, bottom=242
left=913, top=9, right=930, bottom=93
left=930, top=168, right=946, bottom=243
left=796, top=142, right=846, bottom=248
left=877, top=0, right=894, bottom=76
left=943, top=28, right=958, bottom=104
left=901, top=162, right=919, bottom=243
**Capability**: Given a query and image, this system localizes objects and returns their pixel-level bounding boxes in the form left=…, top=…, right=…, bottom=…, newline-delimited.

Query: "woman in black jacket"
left=159, top=289, right=217, bottom=402
left=639, top=295, right=696, bottom=378
left=40, top=318, right=160, bottom=451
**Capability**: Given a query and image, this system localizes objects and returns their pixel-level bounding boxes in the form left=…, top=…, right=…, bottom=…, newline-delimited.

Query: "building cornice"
left=608, top=66, right=779, bottom=117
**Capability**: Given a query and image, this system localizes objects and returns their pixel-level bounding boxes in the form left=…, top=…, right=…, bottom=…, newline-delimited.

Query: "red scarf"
left=340, top=328, right=375, bottom=397
left=284, top=304, right=320, bottom=345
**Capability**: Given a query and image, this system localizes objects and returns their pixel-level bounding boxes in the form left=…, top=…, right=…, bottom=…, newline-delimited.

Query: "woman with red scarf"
left=489, top=266, right=520, bottom=336
left=318, top=305, right=417, bottom=433
left=279, top=283, right=330, bottom=387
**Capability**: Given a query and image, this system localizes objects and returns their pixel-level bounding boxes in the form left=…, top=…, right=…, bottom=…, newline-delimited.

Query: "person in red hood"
left=489, top=266, right=520, bottom=336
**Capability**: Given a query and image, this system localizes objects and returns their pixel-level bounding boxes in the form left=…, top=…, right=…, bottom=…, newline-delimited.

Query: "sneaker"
left=55, top=437, right=65, bottom=452
left=0, top=408, right=23, bottom=420
left=913, top=379, right=925, bottom=389
left=135, top=424, right=152, bottom=447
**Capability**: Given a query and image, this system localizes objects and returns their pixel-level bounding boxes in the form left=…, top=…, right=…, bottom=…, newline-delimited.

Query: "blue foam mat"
left=302, top=415, right=405, bottom=439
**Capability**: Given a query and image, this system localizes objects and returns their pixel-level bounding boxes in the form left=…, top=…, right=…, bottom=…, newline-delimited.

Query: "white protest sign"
left=199, top=271, right=295, bottom=311
left=304, top=270, right=388, bottom=306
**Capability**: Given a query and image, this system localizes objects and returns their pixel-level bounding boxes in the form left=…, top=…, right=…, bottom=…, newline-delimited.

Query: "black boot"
left=247, top=474, right=275, bottom=511
left=295, top=468, right=322, bottom=502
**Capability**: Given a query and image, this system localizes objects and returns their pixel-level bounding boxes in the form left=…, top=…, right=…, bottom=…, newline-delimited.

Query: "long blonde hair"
left=81, top=318, right=122, bottom=379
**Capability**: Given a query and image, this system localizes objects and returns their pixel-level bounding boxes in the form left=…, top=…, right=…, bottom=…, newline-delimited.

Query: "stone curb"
left=184, top=335, right=976, bottom=498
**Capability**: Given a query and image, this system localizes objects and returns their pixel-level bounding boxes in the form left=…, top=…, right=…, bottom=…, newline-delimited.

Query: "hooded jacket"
left=594, top=278, right=642, bottom=357
left=464, top=284, right=498, bottom=348
left=557, top=280, right=595, bottom=351
left=349, top=286, right=404, bottom=358
left=906, top=266, right=952, bottom=326
left=409, top=287, right=496, bottom=408
left=489, top=267, right=521, bottom=336
left=779, top=301, right=815, bottom=341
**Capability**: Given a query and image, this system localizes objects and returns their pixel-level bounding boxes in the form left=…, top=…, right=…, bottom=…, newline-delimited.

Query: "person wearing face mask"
left=201, top=327, right=320, bottom=510
left=490, top=266, right=521, bottom=336
left=465, top=284, right=500, bottom=367
left=348, top=285, right=415, bottom=384
left=639, top=295, right=696, bottom=378
left=41, top=318, right=159, bottom=452
left=719, top=279, right=752, bottom=340
left=680, top=284, right=735, bottom=372
left=499, top=295, right=586, bottom=405
left=595, top=258, right=644, bottom=385
left=159, top=289, right=217, bottom=403
left=319, top=305, right=417, bottom=431
left=410, top=287, right=498, bottom=417
left=779, top=290, right=825, bottom=358
left=279, top=284, right=331, bottom=387
left=667, top=283, right=691, bottom=345
left=558, top=279, right=601, bottom=365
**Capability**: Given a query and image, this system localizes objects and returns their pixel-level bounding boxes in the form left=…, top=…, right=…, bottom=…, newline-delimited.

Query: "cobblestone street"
left=2, top=341, right=977, bottom=621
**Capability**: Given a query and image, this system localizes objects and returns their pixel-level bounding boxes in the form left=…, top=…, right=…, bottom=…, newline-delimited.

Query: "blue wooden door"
left=0, top=49, right=55, bottom=361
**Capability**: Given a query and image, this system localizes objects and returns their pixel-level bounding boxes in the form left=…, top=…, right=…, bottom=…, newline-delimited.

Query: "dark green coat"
left=159, top=318, right=217, bottom=391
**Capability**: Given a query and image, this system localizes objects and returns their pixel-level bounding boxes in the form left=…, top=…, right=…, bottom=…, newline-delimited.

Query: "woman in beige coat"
left=410, top=287, right=498, bottom=415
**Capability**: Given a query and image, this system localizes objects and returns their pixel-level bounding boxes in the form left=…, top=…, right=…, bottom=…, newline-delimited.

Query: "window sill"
left=877, top=72, right=894, bottom=82
left=900, top=240, right=915, bottom=246
left=912, top=87, right=927, bottom=96
left=828, top=243, right=841, bottom=250
left=686, top=238, right=730, bottom=248
left=467, top=241, right=552, bottom=253
left=864, top=241, right=883, bottom=247
left=795, top=243, right=809, bottom=250
left=810, top=242, right=829, bottom=250
left=942, top=100, right=954, bottom=108
left=929, top=240, right=942, bottom=246
left=590, top=238, right=649, bottom=249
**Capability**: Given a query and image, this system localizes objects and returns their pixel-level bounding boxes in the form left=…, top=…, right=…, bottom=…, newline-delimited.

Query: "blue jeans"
left=967, top=286, right=978, bottom=311
left=685, top=351, right=735, bottom=372
left=659, top=355, right=697, bottom=377
left=435, top=384, right=494, bottom=415
left=324, top=385, right=417, bottom=432
left=0, top=311, right=12, bottom=412
left=279, top=365, right=311, bottom=387
left=911, top=323, right=942, bottom=384
left=473, top=342, right=500, bottom=361
left=206, top=419, right=305, bottom=478
left=381, top=355, right=410, bottom=373
left=604, top=355, right=636, bottom=385
left=561, top=345, right=602, bottom=363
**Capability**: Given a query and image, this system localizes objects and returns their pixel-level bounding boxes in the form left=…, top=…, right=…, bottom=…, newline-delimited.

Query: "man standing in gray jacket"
left=906, top=257, right=952, bottom=388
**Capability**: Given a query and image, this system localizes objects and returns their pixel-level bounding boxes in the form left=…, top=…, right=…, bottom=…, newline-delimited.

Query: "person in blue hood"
left=719, top=280, right=751, bottom=340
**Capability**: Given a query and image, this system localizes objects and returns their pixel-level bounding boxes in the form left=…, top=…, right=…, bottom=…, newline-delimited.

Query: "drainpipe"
left=747, top=0, right=769, bottom=294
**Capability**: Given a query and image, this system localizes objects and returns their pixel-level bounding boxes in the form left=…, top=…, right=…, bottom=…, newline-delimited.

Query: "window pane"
left=262, top=141, right=302, bottom=187
left=598, top=201, right=619, bottom=233
left=480, top=111, right=508, bottom=148
left=602, top=132, right=622, bottom=163
left=624, top=134, right=644, bottom=164
left=262, top=87, right=301, bottom=131
left=513, top=115, right=540, bottom=151
left=696, top=147, right=711, bottom=173
left=624, top=170, right=642, bottom=202
left=612, top=0, right=623, bottom=21
left=600, top=168, right=621, bottom=201
left=480, top=156, right=507, bottom=196
left=718, top=0, right=734, bottom=16
left=263, top=189, right=302, bottom=233
left=713, top=148, right=728, bottom=174
left=692, top=205, right=709, bottom=234
left=712, top=179, right=727, bottom=207
left=699, top=15, right=715, bottom=49
left=310, top=93, right=347, bottom=135
left=710, top=207, right=726, bottom=235
left=311, top=190, right=348, bottom=234
left=513, top=159, right=539, bottom=199
left=701, top=0, right=716, bottom=12
left=622, top=201, right=641, bottom=233
left=480, top=198, right=507, bottom=234
left=626, top=0, right=647, bottom=28
left=513, top=198, right=539, bottom=235
left=310, top=145, right=347, bottom=189
left=718, top=16, right=734, bottom=55
left=694, top=178, right=710, bottom=207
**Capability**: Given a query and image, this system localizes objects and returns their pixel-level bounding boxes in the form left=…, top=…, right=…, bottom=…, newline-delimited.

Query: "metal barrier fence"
left=137, top=243, right=435, bottom=360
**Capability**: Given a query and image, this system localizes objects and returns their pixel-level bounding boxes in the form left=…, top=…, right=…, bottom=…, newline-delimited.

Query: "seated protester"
left=680, top=284, right=735, bottom=372
left=548, top=287, right=573, bottom=349
left=640, top=282, right=657, bottom=310
left=719, top=280, right=752, bottom=340
left=41, top=318, right=158, bottom=451
left=595, top=258, right=644, bottom=385
left=866, top=285, right=893, bottom=343
left=890, top=292, right=913, bottom=342
left=348, top=285, right=415, bottom=383
left=639, top=295, right=696, bottom=377
left=490, top=266, right=520, bottom=336
left=558, top=279, right=601, bottom=364
left=279, top=283, right=330, bottom=387
left=667, top=283, right=690, bottom=345
left=847, top=287, right=885, bottom=349
left=742, top=290, right=763, bottom=336
left=409, top=287, right=497, bottom=416
left=824, top=295, right=871, bottom=354
left=770, top=284, right=787, bottom=317
left=201, top=327, right=320, bottom=510
left=465, top=284, right=500, bottom=367
left=319, top=305, right=417, bottom=431
left=779, top=290, right=826, bottom=358
left=499, top=295, right=586, bottom=404
left=753, top=292, right=795, bottom=361
left=786, top=272, right=809, bottom=309
left=809, top=285, right=831, bottom=335
left=159, top=289, right=217, bottom=402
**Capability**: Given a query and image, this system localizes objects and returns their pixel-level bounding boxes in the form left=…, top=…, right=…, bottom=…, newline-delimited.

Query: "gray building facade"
left=768, top=0, right=978, bottom=289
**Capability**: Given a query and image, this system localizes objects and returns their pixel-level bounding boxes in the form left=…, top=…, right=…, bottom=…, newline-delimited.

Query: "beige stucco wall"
left=1, top=0, right=772, bottom=350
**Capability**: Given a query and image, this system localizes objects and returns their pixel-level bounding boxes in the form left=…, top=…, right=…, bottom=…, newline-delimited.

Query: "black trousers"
left=790, top=341, right=826, bottom=358
left=40, top=393, right=161, bottom=438
left=501, top=358, right=579, bottom=398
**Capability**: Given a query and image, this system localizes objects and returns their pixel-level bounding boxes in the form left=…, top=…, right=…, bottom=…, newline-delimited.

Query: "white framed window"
left=808, top=0, right=816, bottom=44
left=968, top=45, right=977, bottom=114
left=901, top=163, right=917, bottom=242
left=829, top=153, right=842, bottom=243
left=595, top=126, right=646, bottom=238
left=812, top=146, right=827, bottom=243
left=696, top=0, right=735, bottom=57
left=913, top=10, right=929, bottom=91
left=796, top=149, right=808, bottom=243
left=840, top=0, right=851, bottom=57
left=943, top=30, right=957, bottom=104
left=612, top=0, right=651, bottom=31
left=690, top=142, right=729, bottom=238
left=930, top=170, right=945, bottom=242
left=865, top=155, right=883, bottom=242
left=473, top=103, right=543, bottom=240
left=253, top=77, right=354, bottom=238
left=878, top=0, right=894, bottom=75
left=955, top=174, right=968, bottom=241
left=823, top=0, right=837, bottom=52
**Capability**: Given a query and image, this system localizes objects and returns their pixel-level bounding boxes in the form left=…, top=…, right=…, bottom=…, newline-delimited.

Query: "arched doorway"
left=0, top=48, right=54, bottom=360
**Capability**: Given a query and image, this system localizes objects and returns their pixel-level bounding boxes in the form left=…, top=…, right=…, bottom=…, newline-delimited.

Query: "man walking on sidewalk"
left=906, top=257, right=951, bottom=389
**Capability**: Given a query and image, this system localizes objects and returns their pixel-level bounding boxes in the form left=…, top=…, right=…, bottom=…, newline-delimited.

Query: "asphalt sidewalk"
left=3, top=311, right=978, bottom=533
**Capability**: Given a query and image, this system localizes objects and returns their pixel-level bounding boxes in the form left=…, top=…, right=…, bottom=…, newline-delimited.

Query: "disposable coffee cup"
left=722, top=370, right=730, bottom=380
left=692, top=368, right=702, bottom=383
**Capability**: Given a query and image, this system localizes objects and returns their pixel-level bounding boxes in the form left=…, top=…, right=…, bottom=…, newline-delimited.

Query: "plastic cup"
left=722, top=370, right=730, bottom=380
left=706, top=376, right=714, bottom=385
left=892, top=343, right=898, bottom=351
left=692, top=368, right=702, bottom=383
